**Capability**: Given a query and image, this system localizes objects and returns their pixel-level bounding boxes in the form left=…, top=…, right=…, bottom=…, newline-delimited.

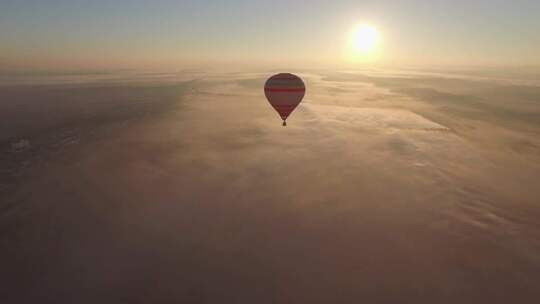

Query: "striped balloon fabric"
left=264, top=73, right=306, bottom=126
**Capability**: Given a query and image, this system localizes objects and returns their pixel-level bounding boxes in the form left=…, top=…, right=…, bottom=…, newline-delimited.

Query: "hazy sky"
left=1, top=0, right=539, bottom=70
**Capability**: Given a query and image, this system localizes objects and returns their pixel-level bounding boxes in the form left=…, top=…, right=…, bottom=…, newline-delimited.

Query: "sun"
left=350, top=24, right=380, bottom=54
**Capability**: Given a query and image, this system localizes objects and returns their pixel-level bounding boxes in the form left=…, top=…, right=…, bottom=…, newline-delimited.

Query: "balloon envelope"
left=264, top=73, right=305, bottom=125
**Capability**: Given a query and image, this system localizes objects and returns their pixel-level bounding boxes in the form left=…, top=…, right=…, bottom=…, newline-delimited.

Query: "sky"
left=1, top=0, right=539, bottom=70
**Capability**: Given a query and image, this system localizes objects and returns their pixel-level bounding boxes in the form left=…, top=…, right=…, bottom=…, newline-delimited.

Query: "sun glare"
left=350, top=24, right=380, bottom=54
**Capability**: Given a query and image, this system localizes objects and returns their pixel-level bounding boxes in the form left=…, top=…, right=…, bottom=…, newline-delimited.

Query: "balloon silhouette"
left=264, top=73, right=305, bottom=126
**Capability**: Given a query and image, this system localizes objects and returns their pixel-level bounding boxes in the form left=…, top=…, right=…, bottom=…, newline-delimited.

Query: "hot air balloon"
left=264, top=73, right=305, bottom=126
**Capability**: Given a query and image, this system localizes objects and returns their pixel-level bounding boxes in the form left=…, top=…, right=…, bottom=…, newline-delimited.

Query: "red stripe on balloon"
left=265, top=88, right=306, bottom=92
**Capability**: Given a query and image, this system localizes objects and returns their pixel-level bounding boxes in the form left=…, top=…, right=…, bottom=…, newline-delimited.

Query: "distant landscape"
left=1, top=68, right=539, bottom=303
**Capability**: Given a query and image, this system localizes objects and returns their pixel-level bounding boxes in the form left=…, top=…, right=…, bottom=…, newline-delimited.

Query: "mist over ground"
left=1, top=68, right=540, bottom=303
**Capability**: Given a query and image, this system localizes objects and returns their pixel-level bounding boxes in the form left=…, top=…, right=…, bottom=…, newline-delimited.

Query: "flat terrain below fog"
left=1, top=69, right=540, bottom=303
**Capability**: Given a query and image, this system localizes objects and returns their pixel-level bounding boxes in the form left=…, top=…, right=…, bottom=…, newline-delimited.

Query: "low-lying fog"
left=1, top=68, right=539, bottom=303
